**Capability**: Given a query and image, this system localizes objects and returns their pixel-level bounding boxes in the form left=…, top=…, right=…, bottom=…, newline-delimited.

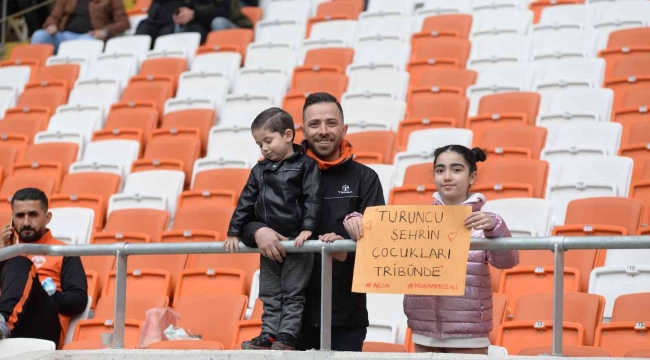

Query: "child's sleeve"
left=300, top=160, right=322, bottom=233
left=227, top=167, right=260, bottom=238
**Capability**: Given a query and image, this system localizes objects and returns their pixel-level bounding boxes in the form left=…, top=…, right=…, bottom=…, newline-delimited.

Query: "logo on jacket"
left=31, top=256, right=46, bottom=268
left=339, top=185, right=353, bottom=195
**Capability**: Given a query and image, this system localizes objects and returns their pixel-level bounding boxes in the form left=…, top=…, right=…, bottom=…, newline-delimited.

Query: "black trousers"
left=135, top=18, right=208, bottom=46
left=0, top=257, right=61, bottom=347
left=298, top=325, right=367, bottom=351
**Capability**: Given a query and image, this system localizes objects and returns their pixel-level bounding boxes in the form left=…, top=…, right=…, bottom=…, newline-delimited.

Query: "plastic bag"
left=138, top=307, right=180, bottom=348
left=41, top=277, right=56, bottom=296
left=163, top=324, right=195, bottom=341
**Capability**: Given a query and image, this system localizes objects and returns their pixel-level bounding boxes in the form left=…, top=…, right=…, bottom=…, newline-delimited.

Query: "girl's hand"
left=295, top=230, right=312, bottom=247
left=224, top=236, right=240, bottom=253
left=464, top=212, right=495, bottom=231
left=343, top=215, right=364, bottom=240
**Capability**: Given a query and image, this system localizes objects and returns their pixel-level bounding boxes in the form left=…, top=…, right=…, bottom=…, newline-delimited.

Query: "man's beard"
left=15, top=226, right=45, bottom=243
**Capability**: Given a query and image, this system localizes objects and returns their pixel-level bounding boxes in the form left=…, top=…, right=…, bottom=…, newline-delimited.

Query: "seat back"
left=104, top=269, right=171, bottom=298
left=174, top=269, right=246, bottom=299
left=93, top=293, right=168, bottom=321
left=415, top=68, right=477, bottom=93
left=34, top=64, right=79, bottom=91
left=518, top=345, right=612, bottom=357
left=73, top=319, right=142, bottom=344
left=480, top=125, right=547, bottom=161
left=17, top=82, right=68, bottom=114
left=186, top=252, right=259, bottom=296
left=496, top=321, right=584, bottom=355
left=411, top=38, right=471, bottom=66
left=173, top=205, right=234, bottom=235
left=9, top=44, right=54, bottom=65
left=316, top=0, right=364, bottom=19
left=611, top=293, right=650, bottom=322
left=406, top=93, right=469, bottom=127
left=104, top=209, right=170, bottom=242
left=304, top=48, right=354, bottom=73
left=120, top=79, right=172, bottom=122
left=475, top=159, right=549, bottom=199
left=161, top=110, right=215, bottom=154
left=192, top=168, right=249, bottom=192
left=346, top=131, right=395, bottom=165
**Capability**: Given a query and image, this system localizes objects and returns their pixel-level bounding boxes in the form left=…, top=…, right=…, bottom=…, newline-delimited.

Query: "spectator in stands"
left=241, top=92, right=385, bottom=352
left=226, top=107, right=322, bottom=351
left=403, top=146, right=519, bottom=355
left=210, top=0, right=252, bottom=31
left=30, top=0, right=129, bottom=52
left=135, top=0, right=230, bottom=44
left=0, top=188, right=88, bottom=348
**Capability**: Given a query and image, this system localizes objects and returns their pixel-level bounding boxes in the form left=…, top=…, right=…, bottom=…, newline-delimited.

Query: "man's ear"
left=45, top=211, right=52, bottom=226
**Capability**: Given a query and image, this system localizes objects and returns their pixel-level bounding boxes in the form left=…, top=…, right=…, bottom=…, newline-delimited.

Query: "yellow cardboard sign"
left=352, top=205, right=472, bottom=296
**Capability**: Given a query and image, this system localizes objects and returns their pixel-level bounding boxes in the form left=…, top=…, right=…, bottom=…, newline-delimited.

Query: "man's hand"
left=45, top=24, right=57, bottom=35
left=224, top=236, right=240, bottom=253
left=255, top=227, right=288, bottom=262
left=1, top=224, right=15, bottom=249
left=91, top=29, right=108, bottom=40
left=343, top=216, right=364, bottom=240
left=173, top=7, right=194, bottom=25
left=294, top=230, right=311, bottom=248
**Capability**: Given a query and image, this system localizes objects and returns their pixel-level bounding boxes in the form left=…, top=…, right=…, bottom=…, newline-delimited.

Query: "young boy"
left=225, top=107, right=322, bottom=350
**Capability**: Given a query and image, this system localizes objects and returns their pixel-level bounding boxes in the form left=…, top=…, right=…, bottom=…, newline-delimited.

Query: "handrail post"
left=113, top=249, right=127, bottom=349
left=320, top=245, right=332, bottom=351
left=552, top=242, right=565, bottom=356
left=0, top=0, right=7, bottom=58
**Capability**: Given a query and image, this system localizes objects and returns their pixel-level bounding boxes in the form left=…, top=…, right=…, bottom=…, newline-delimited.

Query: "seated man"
left=136, top=0, right=230, bottom=44
left=0, top=188, right=87, bottom=348
left=210, top=0, right=252, bottom=31
left=31, top=0, right=129, bottom=52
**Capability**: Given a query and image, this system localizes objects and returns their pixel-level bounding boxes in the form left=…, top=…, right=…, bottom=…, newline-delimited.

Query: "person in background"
left=403, top=145, right=519, bottom=355
left=210, top=0, right=252, bottom=31
left=30, top=0, right=129, bottom=52
left=240, top=92, right=385, bottom=352
left=0, top=188, right=87, bottom=348
left=135, top=0, right=230, bottom=43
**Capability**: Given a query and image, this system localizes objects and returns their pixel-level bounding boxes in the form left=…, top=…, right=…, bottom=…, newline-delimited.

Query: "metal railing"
left=0, top=236, right=649, bottom=354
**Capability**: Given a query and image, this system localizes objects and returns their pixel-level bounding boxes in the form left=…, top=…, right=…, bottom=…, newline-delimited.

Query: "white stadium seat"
left=109, top=170, right=185, bottom=218
left=482, top=198, right=553, bottom=237
left=55, top=105, right=104, bottom=133
left=590, top=2, right=650, bottom=50
left=266, top=0, right=312, bottom=22
left=68, top=79, right=121, bottom=124
left=604, top=249, right=650, bottom=267
left=589, top=266, right=650, bottom=321
left=191, top=157, right=252, bottom=187
left=48, top=207, right=95, bottom=245
left=245, top=42, right=297, bottom=75
left=471, top=10, right=533, bottom=39
left=233, top=68, right=288, bottom=105
left=366, top=320, right=399, bottom=343
left=545, top=156, right=633, bottom=225
left=354, top=35, right=411, bottom=70
left=126, top=14, right=147, bottom=36
left=84, top=54, right=137, bottom=90
left=70, top=139, right=140, bottom=178
left=255, top=19, right=307, bottom=48
left=466, top=64, right=535, bottom=115
left=366, top=293, right=408, bottom=344
left=308, top=20, right=358, bottom=47
left=104, top=35, right=151, bottom=65
left=176, top=71, right=229, bottom=113
left=342, top=92, right=406, bottom=131
left=532, top=58, right=606, bottom=94
left=537, top=89, right=614, bottom=125
left=345, top=120, right=391, bottom=134
left=541, top=122, right=622, bottom=160
left=0, top=338, right=55, bottom=358
left=365, top=164, right=396, bottom=202
left=48, top=111, right=101, bottom=141
left=34, top=131, right=84, bottom=160
left=164, top=97, right=215, bottom=115
left=368, top=0, right=415, bottom=15
left=151, top=33, right=201, bottom=62
left=356, top=12, right=414, bottom=40
left=415, top=0, right=473, bottom=21
left=531, top=32, right=596, bottom=63
left=220, top=94, right=274, bottom=127
left=57, top=39, right=105, bottom=61
left=0, top=66, right=30, bottom=98
left=192, top=52, right=242, bottom=82
left=208, top=125, right=262, bottom=165
left=346, top=64, right=410, bottom=101
left=467, top=37, right=532, bottom=70
left=472, top=0, right=525, bottom=13
left=537, top=4, right=590, bottom=28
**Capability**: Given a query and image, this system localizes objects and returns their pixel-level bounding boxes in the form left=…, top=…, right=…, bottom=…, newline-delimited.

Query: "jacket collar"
left=302, top=139, right=355, bottom=170
left=259, top=144, right=303, bottom=166
left=433, top=192, right=486, bottom=212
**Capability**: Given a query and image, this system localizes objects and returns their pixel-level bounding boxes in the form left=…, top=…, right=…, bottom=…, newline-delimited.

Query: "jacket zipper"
left=435, top=296, right=442, bottom=335
left=260, top=171, right=269, bottom=224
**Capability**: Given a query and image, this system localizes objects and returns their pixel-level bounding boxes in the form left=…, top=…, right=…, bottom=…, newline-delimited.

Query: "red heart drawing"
left=364, top=220, right=373, bottom=230
left=448, top=232, right=458, bottom=242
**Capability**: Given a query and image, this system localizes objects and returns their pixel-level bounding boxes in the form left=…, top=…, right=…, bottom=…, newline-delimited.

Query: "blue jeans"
left=31, top=30, right=95, bottom=53
left=211, top=17, right=238, bottom=31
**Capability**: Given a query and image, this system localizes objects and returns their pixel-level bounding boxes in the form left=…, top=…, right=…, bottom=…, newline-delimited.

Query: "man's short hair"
left=251, top=107, right=296, bottom=141
left=303, top=92, right=344, bottom=122
left=11, top=188, right=49, bottom=211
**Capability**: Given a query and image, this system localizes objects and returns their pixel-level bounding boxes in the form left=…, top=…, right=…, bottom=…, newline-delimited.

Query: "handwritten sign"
left=352, top=205, right=472, bottom=296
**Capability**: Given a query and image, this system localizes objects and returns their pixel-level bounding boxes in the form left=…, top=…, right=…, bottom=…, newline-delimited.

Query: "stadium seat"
left=590, top=2, right=650, bottom=50
left=175, top=71, right=228, bottom=112
left=528, top=0, right=583, bottom=24
left=241, top=6, right=262, bottom=26
left=466, top=64, right=535, bottom=116
left=230, top=320, right=262, bottom=350
left=91, top=232, right=149, bottom=245
left=393, top=128, right=473, bottom=186
left=471, top=10, right=533, bottom=39
left=290, top=66, right=348, bottom=99
left=589, top=267, right=650, bottom=322
left=419, top=14, right=472, bottom=39
left=357, top=11, right=413, bottom=39
left=531, top=32, right=595, bottom=63
left=174, top=268, right=246, bottom=299
left=402, top=162, right=432, bottom=186
left=191, top=167, right=248, bottom=194
left=620, top=142, right=650, bottom=183
left=366, top=293, right=408, bottom=345
left=282, top=93, right=307, bottom=127
left=71, top=139, right=140, bottom=179
left=0, top=108, right=49, bottom=143
left=85, top=271, right=98, bottom=310
left=534, top=3, right=587, bottom=29
left=365, top=164, right=395, bottom=202
left=0, top=66, right=30, bottom=118
left=104, top=102, right=158, bottom=147
left=533, top=59, right=606, bottom=94
left=483, top=198, right=553, bottom=238
left=57, top=38, right=104, bottom=60
left=303, top=47, right=354, bottom=73
left=104, top=208, right=170, bottom=244
left=610, top=293, right=650, bottom=323
left=220, top=94, right=274, bottom=127
left=631, top=164, right=650, bottom=227
left=496, top=321, right=584, bottom=355
left=480, top=125, right=547, bottom=160
left=16, top=81, right=68, bottom=114
left=191, top=52, right=242, bottom=82
left=104, top=35, right=151, bottom=64
left=72, top=319, right=142, bottom=345
left=255, top=19, right=306, bottom=49
left=186, top=248, right=258, bottom=295
left=341, top=92, right=406, bottom=132
left=541, top=122, right=623, bottom=160
left=368, top=0, right=415, bottom=14
left=203, top=28, right=254, bottom=60
left=307, top=19, right=357, bottom=47
left=160, top=230, right=220, bottom=243
left=410, top=68, right=477, bottom=95
left=346, top=131, right=395, bottom=165
left=178, top=189, right=237, bottom=208
left=354, top=35, right=411, bottom=70
left=406, top=92, right=468, bottom=129
left=93, top=293, right=168, bottom=322
left=545, top=156, right=633, bottom=225
left=474, top=159, right=548, bottom=199
left=34, top=131, right=84, bottom=160
left=9, top=44, right=53, bottom=65
left=139, top=58, right=187, bottom=92
left=410, top=38, right=471, bottom=69
left=513, top=293, right=605, bottom=346
left=266, top=0, right=311, bottom=22
left=316, top=0, right=363, bottom=19
left=233, top=68, right=288, bottom=106
left=120, top=77, right=173, bottom=122
left=468, top=38, right=531, bottom=70
left=151, top=33, right=200, bottom=63
left=104, top=269, right=172, bottom=298
left=518, top=345, right=612, bottom=357
left=537, top=89, right=614, bottom=126
left=396, top=118, right=456, bottom=152
left=48, top=207, right=94, bottom=245
left=174, top=294, right=247, bottom=349
left=146, top=340, right=224, bottom=350
left=605, top=57, right=650, bottom=109
left=109, top=170, right=184, bottom=218
left=0, top=144, right=21, bottom=179
left=467, top=92, right=541, bottom=146
left=599, top=28, right=650, bottom=78
left=246, top=42, right=297, bottom=75
left=34, top=64, right=79, bottom=92
left=173, top=205, right=234, bottom=236
left=0, top=174, right=55, bottom=212
left=13, top=142, right=79, bottom=190
left=160, top=110, right=215, bottom=155
left=612, top=87, right=650, bottom=146
left=595, top=321, right=650, bottom=357
left=346, top=66, right=409, bottom=101
left=489, top=293, right=508, bottom=344
left=207, top=125, right=261, bottom=165
left=48, top=110, right=101, bottom=145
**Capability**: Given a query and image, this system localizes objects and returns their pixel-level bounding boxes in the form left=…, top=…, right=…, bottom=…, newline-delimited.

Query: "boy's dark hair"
left=251, top=107, right=296, bottom=140
left=11, top=188, right=49, bottom=211
left=433, top=145, right=487, bottom=173
left=302, top=92, right=344, bottom=122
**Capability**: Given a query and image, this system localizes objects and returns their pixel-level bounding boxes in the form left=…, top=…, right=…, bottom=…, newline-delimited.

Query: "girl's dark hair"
left=433, top=145, right=487, bottom=172
left=251, top=107, right=295, bottom=140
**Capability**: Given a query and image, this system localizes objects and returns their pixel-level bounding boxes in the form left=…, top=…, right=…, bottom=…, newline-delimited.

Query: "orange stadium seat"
left=0, top=174, right=56, bottom=213
left=72, top=319, right=142, bottom=345
left=104, top=269, right=172, bottom=298
left=421, top=14, right=473, bottom=39
left=241, top=6, right=263, bottom=26
left=53, top=172, right=121, bottom=229
left=605, top=57, right=650, bottom=111
left=363, top=342, right=407, bottom=353
left=104, top=102, right=159, bottom=148
left=121, top=77, right=173, bottom=122
left=406, top=92, right=467, bottom=127
left=0, top=145, right=19, bottom=179
left=160, top=230, right=220, bottom=243
left=178, top=189, right=238, bottom=208
left=283, top=93, right=307, bottom=127
left=599, top=28, right=650, bottom=79
left=250, top=297, right=263, bottom=320
left=104, top=209, right=170, bottom=243
left=496, top=321, right=584, bottom=355
left=397, top=118, right=457, bottom=151
left=402, top=163, right=433, bottom=186
left=412, top=68, right=477, bottom=93
left=290, top=67, right=348, bottom=99
left=9, top=44, right=53, bottom=65
left=610, top=293, right=650, bottom=322
left=173, top=205, right=234, bottom=235
left=304, top=48, right=354, bottom=73
left=126, top=0, right=151, bottom=15
left=174, top=268, right=246, bottom=299
left=131, top=128, right=201, bottom=186
left=595, top=322, right=650, bottom=357
left=529, top=0, right=581, bottom=23
left=126, top=253, right=188, bottom=300
left=85, top=270, right=99, bottom=309
left=203, top=28, right=254, bottom=59
left=467, top=92, right=541, bottom=146
left=316, top=0, right=364, bottom=19
left=346, top=131, right=396, bottom=165
left=161, top=109, right=215, bottom=154
left=407, top=59, right=459, bottom=87
left=0, top=114, right=46, bottom=146
left=16, top=82, right=68, bottom=114
left=192, top=168, right=249, bottom=193
left=13, top=142, right=79, bottom=190
left=480, top=125, right=547, bottom=160
left=473, top=159, right=548, bottom=199
left=490, top=293, right=508, bottom=344
left=513, top=293, right=605, bottom=346
left=625, top=349, right=650, bottom=357
left=612, top=87, right=650, bottom=146
left=63, top=339, right=138, bottom=350
left=620, top=143, right=650, bottom=183
left=231, top=320, right=262, bottom=350
left=389, top=185, right=436, bottom=205
left=410, top=38, right=471, bottom=67
left=33, top=64, right=80, bottom=92
left=146, top=340, right=224, bottom=350
left=631, top=160, right=650, bottom=227
left=174, top=294, right=248, bottom=349
left=186, top=252, right=259, bottom=296
left=138, top=58, right=187, bottom=93
left=0, top=134, right=28, bottom=161
left=3, top=107, right=51, bottom=131
left=9, top=162, right=62, bottom=192
left=519, top=345, right=612, bottom=357
left=93, top=293, right=169, bottom=322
